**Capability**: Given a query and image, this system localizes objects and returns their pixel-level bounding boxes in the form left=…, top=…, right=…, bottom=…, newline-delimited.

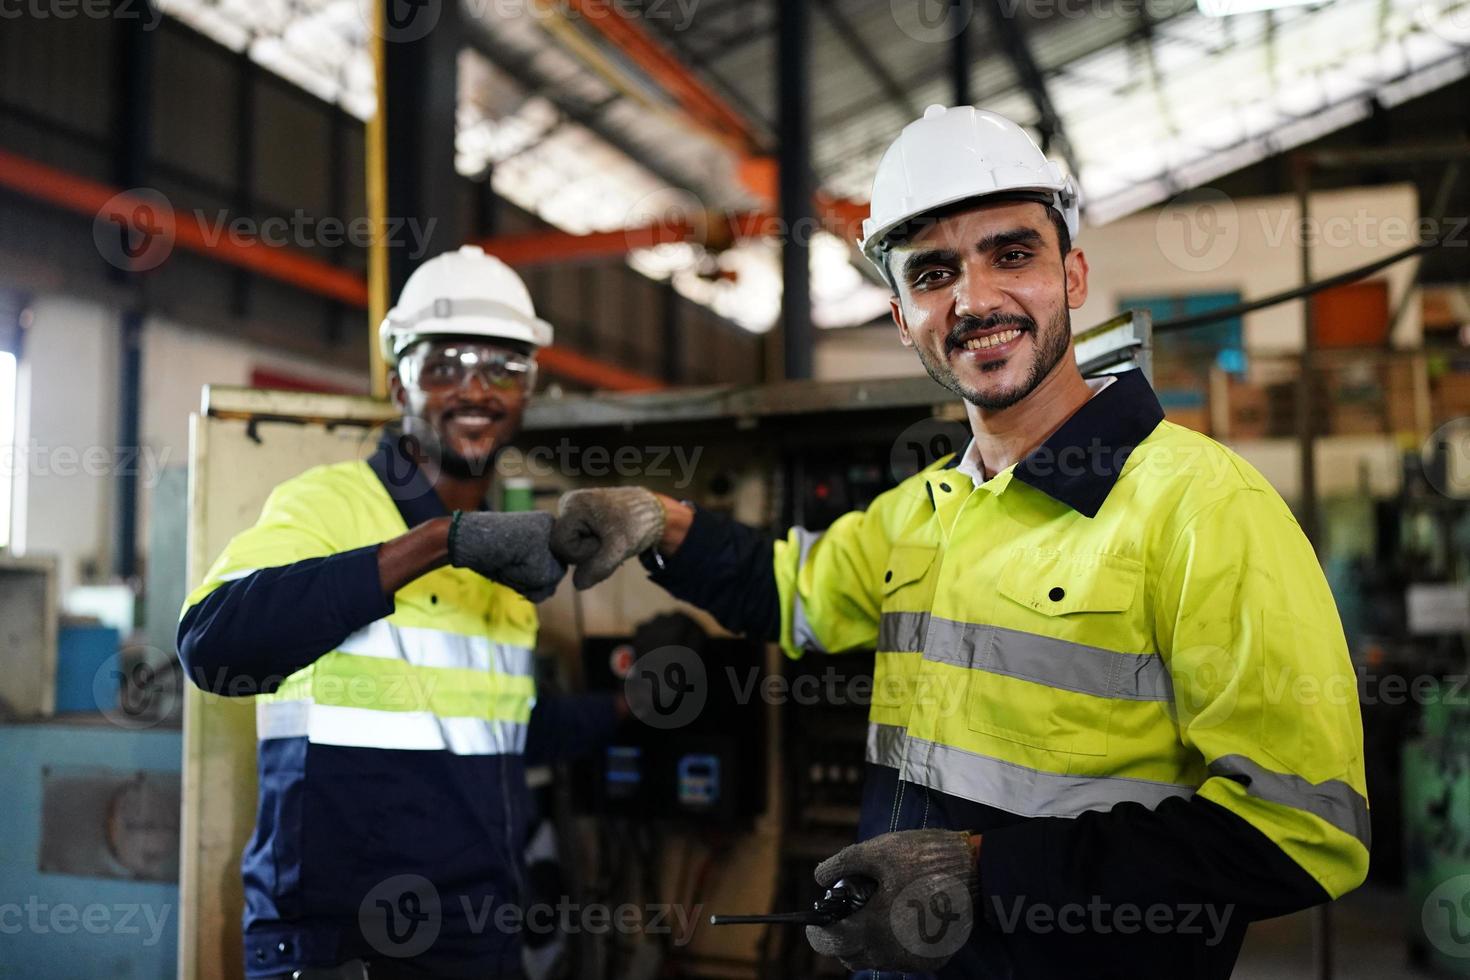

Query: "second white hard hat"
left=860, top=105, right=1080, bottom=273
left=379, top=245, right=554, bottom=366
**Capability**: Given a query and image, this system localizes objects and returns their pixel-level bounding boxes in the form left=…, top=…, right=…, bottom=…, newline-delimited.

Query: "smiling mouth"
left=958, top=327, right=1025, bottom=351
left=444, top=407, right=505, bottom=427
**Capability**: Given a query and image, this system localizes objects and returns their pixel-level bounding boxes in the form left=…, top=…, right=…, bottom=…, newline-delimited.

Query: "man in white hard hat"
left=550, top=107, right=1368, bottom=977
left=179, top=246, right=618, bottom=979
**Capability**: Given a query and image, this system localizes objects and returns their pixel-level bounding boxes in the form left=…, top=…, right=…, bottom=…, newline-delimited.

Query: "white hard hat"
left=379, top=245, right=554, bottom=366
left=860, top=105, right=1080, bottom=274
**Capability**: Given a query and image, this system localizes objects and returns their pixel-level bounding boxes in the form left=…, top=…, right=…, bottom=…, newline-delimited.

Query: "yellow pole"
left=366, top=0, right=389, bottom=398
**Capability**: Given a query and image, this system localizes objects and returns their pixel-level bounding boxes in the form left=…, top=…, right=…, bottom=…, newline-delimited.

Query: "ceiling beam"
left=816, top=6, right=1197, bottom=175
left=462, top=28, right=698, bottom=193
left=977, top=0, right=1083, bottom=178
left=815, top=0, right=922, bottom=120
left=556, top=0, right=762, bottom=152
left=639, top=8, right=776, bottom=142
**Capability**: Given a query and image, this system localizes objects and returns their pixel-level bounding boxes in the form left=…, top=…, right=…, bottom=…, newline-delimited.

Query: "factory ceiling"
left=155, top=0, right=1470, bottom=331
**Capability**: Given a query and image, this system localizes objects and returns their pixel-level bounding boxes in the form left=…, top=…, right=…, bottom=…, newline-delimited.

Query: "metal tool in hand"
left=709, top=876, right=877, bottom=927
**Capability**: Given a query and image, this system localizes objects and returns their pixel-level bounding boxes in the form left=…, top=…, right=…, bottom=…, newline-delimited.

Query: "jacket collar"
left=944, top=369, right=1164, bottom=518
left=1015, top=368, right=1163, bottom=517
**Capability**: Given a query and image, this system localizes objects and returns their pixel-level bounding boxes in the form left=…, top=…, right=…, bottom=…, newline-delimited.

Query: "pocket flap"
left=882, top=545, right=938, bottom=596
left=997, top=549, right=1141, bottom=616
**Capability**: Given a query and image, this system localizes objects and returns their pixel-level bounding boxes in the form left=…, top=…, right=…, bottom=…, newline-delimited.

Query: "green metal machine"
left=1403, top=681, right=1470, bottom=974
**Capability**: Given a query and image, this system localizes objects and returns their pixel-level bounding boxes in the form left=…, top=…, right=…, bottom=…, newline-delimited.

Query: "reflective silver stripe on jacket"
left=877, top=610, right=930, bottom=652
left=336, top=619, right=535, bottom=676
left=866, top=721, right=907, bottom=769
left=1209, top=754, right=1371, bottom=849
left=904, top=735, right=1196, bottom=818
left=257, top=700, right=531, bottom=755
left=790, top=527, right=826, bottom=653
left=877, top=611, right=1172, bottom=702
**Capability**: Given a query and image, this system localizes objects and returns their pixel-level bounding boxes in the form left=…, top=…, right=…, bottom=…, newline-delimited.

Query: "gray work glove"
left=550, top=488, right=666, bottom=590
left=805, top=829, right=978, bottom=973
left=448, top=511, right=566, bottom=603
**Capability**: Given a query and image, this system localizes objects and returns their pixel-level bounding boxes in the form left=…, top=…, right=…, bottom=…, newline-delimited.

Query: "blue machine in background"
left=0, top=722, right=181, bottom=980
left=0, top=466, right=189, bottom=979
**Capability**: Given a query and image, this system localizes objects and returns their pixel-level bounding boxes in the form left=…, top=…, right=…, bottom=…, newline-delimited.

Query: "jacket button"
left=430, top=594, right=438, bottom=605
left=939, top=482, right=952, bottom=492
left=277, top=941, right=291, bottom=955
left=1048, top=586, right=1065, bottom=601
left=254, top=949, right=266, bottom=963
left=884, top=570, right=893, bottom=583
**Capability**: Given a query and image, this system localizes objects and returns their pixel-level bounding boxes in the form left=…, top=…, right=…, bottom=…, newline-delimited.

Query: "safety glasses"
left=401, top=342, right=538, bottom=394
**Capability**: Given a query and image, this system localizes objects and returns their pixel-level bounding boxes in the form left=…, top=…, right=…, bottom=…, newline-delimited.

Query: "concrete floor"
left=1235, top=885, right=1449, bottom=980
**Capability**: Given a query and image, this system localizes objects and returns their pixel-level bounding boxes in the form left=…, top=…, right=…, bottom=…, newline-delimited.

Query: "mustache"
left=945, top=313, right=1036, bottom=352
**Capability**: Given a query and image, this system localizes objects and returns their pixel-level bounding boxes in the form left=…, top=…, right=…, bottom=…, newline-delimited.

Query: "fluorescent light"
left=1198, top=0, right=1324, bottom=16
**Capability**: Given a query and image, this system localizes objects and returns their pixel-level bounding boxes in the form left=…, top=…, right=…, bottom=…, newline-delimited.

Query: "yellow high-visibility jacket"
left=649, top=369, right=1367, bottom=977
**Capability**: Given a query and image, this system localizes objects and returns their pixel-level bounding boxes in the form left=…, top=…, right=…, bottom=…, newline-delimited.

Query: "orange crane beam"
left=0, top=148, right=667, bottom=392
left=560, top=0, right=761, bottom=153
left=479, top=198, right=870, bottom=267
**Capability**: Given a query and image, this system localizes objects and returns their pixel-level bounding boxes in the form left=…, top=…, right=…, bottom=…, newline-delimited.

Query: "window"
left=1122, top=291, right=1245, bottom=415
left=0, top=349, right=13, bottom=552
left=0, top=294, right=25, bottom=553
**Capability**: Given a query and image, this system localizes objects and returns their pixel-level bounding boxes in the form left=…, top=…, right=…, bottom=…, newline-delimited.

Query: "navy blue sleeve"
left=638, top=507, right=781, bottom=642
left=176, top=545, right=393, bottom=696
left=978, top=795, right=1330, bottom=932
left=524, top=693, right=620, bottom=765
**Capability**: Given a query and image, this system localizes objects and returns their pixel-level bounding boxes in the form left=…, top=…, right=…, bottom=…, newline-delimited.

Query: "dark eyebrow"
left=975, top=227, right=1045, bottom=254
left=899, top=227, right=1045, bottom=279
left=900, top=247, right=960, bottom=278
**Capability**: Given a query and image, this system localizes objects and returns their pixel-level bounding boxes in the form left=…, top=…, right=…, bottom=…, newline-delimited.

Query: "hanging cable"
left=1154, top=235, right=1455, bottom=334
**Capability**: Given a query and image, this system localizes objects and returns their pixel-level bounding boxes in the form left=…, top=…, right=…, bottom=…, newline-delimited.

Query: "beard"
left=435, top=444, right=498, bottom=480
left=914, top=306, right=1073, bottom=411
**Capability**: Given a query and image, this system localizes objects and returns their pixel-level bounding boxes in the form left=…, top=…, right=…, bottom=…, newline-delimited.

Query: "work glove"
left=448, top=511, right=566, bottom=603
left=805, top=829, right=979, bottom=973
left=550, top=487, right=666, bottom=590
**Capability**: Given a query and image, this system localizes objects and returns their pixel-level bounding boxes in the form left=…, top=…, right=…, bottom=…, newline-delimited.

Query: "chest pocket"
left=873, top=545, right=937, bottom=714
left=966, top=549, right=1146, bottom=758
